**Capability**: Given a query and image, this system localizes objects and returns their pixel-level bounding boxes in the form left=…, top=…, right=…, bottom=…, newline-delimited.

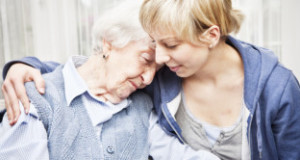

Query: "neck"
left=186, top=40, right=244, bottom=86
left=77, top=54, right=108, bottom=96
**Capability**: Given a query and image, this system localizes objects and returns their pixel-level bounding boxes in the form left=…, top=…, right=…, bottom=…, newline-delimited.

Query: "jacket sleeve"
left=2, top=56, right=60, bottom=79
left=273, top=74, right=300, bottom=160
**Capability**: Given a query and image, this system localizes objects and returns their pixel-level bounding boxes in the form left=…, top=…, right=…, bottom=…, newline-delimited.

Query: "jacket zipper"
left=248, top=114, right=253, bottom=160
left=161, top=105, right=185, bottom=143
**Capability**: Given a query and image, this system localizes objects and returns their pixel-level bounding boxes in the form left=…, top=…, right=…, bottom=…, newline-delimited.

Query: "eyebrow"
left=149, top=33, right=177, bottom=42
left=159, top=38, right=181, bottom=44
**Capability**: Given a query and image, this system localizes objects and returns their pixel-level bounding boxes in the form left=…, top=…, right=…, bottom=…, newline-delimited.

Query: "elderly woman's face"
left=104, top=40, right=156, bottom=103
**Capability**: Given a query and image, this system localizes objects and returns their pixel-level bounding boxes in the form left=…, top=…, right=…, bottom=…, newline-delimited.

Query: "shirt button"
left=220, top=131, right=225, bottom=139
left=106, top=146, right=114, bottom=154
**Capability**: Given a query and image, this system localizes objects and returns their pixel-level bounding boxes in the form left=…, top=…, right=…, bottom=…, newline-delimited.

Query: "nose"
left=155, top=45, right=170, bottom=65
left=141, top=66, right=156, bottom=86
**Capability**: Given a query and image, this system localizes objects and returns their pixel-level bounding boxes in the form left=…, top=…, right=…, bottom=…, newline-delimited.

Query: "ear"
left=199, top=25, right=221, bottom=48
left=102, top=39, right=112, bottom=53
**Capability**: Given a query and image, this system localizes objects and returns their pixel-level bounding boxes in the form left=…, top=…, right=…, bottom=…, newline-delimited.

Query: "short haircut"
left=92, top=0, right=149, bottom=52
left=139, top=0, right=244, bottom=44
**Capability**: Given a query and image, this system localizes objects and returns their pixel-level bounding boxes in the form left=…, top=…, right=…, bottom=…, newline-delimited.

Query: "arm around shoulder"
left=2, top=56, right=60, bottom=80
left=1, top=56, right=60, bottom=125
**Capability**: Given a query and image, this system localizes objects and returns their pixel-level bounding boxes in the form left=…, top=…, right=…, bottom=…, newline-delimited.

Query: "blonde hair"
left=140, top=0, right=244, bottom=44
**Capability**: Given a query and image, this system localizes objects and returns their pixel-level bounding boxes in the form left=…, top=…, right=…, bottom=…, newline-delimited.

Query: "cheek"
left=108, top=65, right=143, bottom=87
left=186, top=48, right=209, bottom=63
left=172, top=52, right=192, bottom=64
left=187, top=55, right=205, bottom=68
left=107, top=56, right=146, bottom=85
left=106, top=72, right=125, bottom=90
left=125, top=59, right=146, bottom=76
left=127, top=68, right=144, bottom=78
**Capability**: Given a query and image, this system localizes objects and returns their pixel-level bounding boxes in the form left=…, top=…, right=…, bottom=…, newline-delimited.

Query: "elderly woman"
left=0, top=0, right=219, bottom=160
left=0, top=0, right=154, bottom=159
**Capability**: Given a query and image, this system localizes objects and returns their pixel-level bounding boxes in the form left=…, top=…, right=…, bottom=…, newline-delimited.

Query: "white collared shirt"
left=63, top=56, right=129, bottom=138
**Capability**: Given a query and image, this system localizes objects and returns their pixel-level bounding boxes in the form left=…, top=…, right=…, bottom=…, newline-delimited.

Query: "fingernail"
left=40, top=88, right=45, bottom=94
left=26, top=109, right=29, bottom=114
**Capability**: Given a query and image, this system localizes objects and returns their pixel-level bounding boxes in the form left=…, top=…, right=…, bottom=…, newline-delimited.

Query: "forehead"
left=120, top=40, right=155, bottom=53
left=136, top=38, right=156, bottom=51
left=150, top=31, right=179, bottom=41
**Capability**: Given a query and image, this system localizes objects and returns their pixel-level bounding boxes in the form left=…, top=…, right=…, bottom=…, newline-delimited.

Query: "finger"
left=30, top=70, right=45, bottom=94
left=2, top=87, right=12, bottom=122
left=2, top=86, right=18, bottom=125
left=13, top=82, right=30, bottom=114
left=2, top=81, right=21, bottom=125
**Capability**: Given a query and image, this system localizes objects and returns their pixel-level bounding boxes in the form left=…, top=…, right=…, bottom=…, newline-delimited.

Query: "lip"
left=129, top=81, right=138, bottom=90
left=169, top=66, right=180, bottom=72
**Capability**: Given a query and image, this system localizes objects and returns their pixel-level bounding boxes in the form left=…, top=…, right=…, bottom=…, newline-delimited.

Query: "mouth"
left=129, top=81, right=138, bottom=90
left=169, top=66, right=180, bottom=72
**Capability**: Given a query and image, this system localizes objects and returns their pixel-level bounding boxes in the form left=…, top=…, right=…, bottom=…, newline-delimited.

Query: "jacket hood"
left=148, top=36, right=281, bottom=146
left=227, top=36, right=279, bottom=113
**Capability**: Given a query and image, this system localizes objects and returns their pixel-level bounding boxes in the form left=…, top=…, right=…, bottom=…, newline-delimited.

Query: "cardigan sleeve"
left=0, top=102, right=49, bottom=159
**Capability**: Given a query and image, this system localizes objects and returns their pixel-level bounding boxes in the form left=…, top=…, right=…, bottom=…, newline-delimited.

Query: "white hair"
left=92, top=0, right=149, bottom=52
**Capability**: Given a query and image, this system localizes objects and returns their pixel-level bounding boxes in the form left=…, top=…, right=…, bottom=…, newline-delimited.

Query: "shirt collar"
left=62, top=56, right=130, bottom=110
left=63, top=56, right=89, bottom=106
left=85, top=97, right=130, bottom=126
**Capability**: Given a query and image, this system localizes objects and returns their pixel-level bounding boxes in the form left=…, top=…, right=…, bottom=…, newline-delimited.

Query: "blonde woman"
left=139, top=0, right=300, bottom=159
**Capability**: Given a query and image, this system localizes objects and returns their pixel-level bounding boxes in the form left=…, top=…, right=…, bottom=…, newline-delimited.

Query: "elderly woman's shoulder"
left=130, top=90, right=152, bottom=104
left=129, top=91, right=153, bottom=111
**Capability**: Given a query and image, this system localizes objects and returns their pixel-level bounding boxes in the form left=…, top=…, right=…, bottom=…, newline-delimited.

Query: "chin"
left=111, top=99, right=122, bottom=104
left=117, top=89, right=132, bottom=100
left=176, top=72, right=188, bottom=78
left=175, top=69, right=195, bottom=78
left=109, top=95, right=127, bottom=104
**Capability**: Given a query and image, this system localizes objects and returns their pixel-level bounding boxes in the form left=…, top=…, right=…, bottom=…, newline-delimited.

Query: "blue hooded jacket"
left=3, top=36, right=300, bottom=160
left=146, top=36, right=300, bottom=160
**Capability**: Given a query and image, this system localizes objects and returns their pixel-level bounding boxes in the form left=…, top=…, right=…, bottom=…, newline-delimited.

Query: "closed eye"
left=141, top=52, right=154, bottom=63
left=165, top=44, right=177, bottom=49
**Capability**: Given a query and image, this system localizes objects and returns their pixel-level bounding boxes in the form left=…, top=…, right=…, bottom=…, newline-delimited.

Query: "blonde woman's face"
left=104, top=40, right=156, bottom=103
left=151, top=32, right=210, bottom=78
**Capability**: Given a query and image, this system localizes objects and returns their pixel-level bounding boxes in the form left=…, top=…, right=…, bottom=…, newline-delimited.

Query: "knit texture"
left=25, top=65, right=152, bottom=160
